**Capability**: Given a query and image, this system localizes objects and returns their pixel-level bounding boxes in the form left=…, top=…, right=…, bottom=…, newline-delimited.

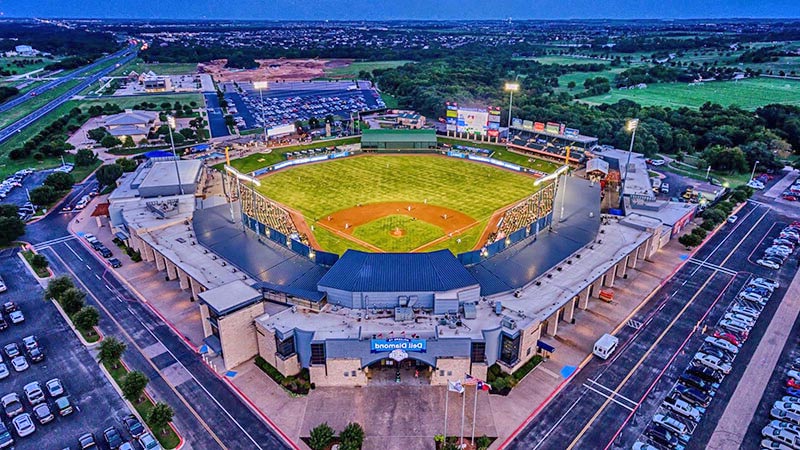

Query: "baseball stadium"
left=113, top=122, right=673, bottom=389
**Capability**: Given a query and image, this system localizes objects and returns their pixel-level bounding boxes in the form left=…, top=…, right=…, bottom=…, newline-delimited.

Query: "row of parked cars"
left=0, top=334, right=43, bottom=377
left=0, top=376, right=72, bottom=446
left=0, top=301, right=26, bottom=332
left=780, top=177, right=800, bottom=202
left=634, top=277, right=780, bottom=450
left=0, top=169, right=33, bottom=201
left=756, top=223, right=800, bottom=270
left=84, top=234, right=122, bottom=268
left=73, top=414, right=161, bottom=450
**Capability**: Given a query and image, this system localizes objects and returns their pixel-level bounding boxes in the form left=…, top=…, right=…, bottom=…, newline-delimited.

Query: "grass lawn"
left=324, top=60, right=412, bottom=78
left=664, top=159, right=752, bottom=187
left=77, top=92, right=204, bottom=110
left=581, top=77, right=800, bottom=110
left=0, top=56, right=59, bottom=77
left=0, top=79, right=81, bottom=129
left=69, top=159, right=102, bottom=183
left=101, top=360, right=181, bottom=449
left=215, top=136, right=360, bottom=173
left=557, top=68, right=625, bottom=93
left=258, top=155, right=538, bottom=253
left=380, top=92, right=399, bottom=109
left=111, top=59, right=198, bottom=76
left=529, top=55, right=611, bottom=66
left=352, top=215, right=444, bottom=252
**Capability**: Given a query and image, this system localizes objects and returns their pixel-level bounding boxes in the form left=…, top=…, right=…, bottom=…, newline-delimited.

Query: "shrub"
left=692, top=227, right=708, bottom=240
left=31, top=254, right=48, bottom=271
left=679, top=233, right=702, bottom=248
left=340, top=422, right=365, bottom=450
left=308, top=422, right=335, bottom=450
left=476, top=435, right=492, bottom=450
left=700, top=220, right=717, bottom=231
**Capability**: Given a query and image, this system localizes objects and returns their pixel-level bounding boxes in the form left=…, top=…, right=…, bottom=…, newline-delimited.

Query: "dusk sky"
left=2, top=0, right=799, bottom=20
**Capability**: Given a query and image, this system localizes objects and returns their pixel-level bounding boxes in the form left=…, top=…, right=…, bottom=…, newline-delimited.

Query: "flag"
left=477, top=381, right=491, bottom=391
left=448, top=380, right=464, bottom=394
left=463, top=374, right=478, bottom=386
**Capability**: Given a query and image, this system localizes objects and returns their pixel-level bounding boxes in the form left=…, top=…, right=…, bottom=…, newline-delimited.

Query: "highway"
left=0, top=46, right=133, bottom=114
left=506, top=200, right=799, bottom=450
left=23, top=187, right=294, bottom=450
left=0, top=49, right=136, bottom=144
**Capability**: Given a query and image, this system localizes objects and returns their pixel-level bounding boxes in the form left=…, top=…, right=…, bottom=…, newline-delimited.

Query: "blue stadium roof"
left=318, top=250, right=478, bottom=293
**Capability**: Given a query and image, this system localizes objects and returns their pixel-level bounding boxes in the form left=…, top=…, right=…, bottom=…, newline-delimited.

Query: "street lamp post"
left=751, top=160, right=760, bottom=181
left=620, top=119, right=639, bottom=203
left=253, top=81, right=269, bottom=144
left=504, top=82, right=520, bottom=137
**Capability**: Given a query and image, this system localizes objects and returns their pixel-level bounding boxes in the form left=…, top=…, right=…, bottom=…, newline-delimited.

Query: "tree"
left=75, top=148, right=98, bottom=167
left=148, top=403, right=175, bottom=435
left=87, top=127, right=108, bottom=142
left=115, top=158, right=138, bottom=173
left=61, top=287, right=86, bottom=315
left=339, top=422, right=365, bottom=450
left=96, top=164, right=123, bottom=187
left=122, top=136, right=136, bottom=148
left=0, top=217, right=25, bottom=247
left=100, top=134, right=121, bottom=149
left=678, top=233, right=702, bottom=248
left=45, top=276, right=74, bottom=301
left=31, top=254, right=48, bottom=271
left=99, top=337, right=127, bottom=369
left=44, top=171, right=74, bottom=191
left=121, top=371, right=149, bottom=403
left=308, top=422, right=335, bottom=450
left=29, top=185, right=58, bottom=206
left=567, top=81, right=576, bottom=90
left=73, top=306, right=99, bottom=331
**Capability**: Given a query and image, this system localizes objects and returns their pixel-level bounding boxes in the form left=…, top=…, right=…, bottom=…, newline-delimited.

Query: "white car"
left=84, top=233, right=98, bottom=244
left=731, top=305, right=760, bottom=319
left=762, top=426, right=800, bottom=449
left=12, top=413, right=35, bottom=437
left=694, top=352, right=732, bottom=374
left=724, top=312, right=755, bottom=327
left=8, top=311, right=23, bottom=325
left=662, top=395, right=702, bottom=421
left=776, top=401, right=800, bottom=415
left=138, top=432, right=162, bottom=450
left=758, top=259, right=781, bottom=270
left=728, top=215, right=738, bottom=223
left=753, top=278, right=780, bottom=290
left=704, top=336, right=739, bottom=355
left=789, top=372, right=800, bottom=382
left=649, top=159, right=666, bottom=166
left=739, top=292, right=765, bottom=303
left=721, top=317, right=752, bottom=332
left=632, top=442, right=659, bottom=450
left=760, top=438, right=794, bottom=450
left=45, top=378, right=64, bottom=398
left=23, top=382, right=44, bottom=405
left=10, top=356, right=27, bottom=372
left=748, top=180, right=766, bottom=189
left=772, top=407, right=800, bottom=426
left=653, top=413, right=688, bottom=435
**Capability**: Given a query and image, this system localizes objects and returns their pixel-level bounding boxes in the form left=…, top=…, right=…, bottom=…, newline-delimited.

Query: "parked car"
left=730, top=304, right=760, bottom=320
left=1, top=393, right=23, bottom=418
left=758, top=259, right=781, bottom=270
left=653, top=413, right=688, bottom=436
left=679, top=372, right=715, bottom=393
left=10, top=356, right=28, bottom=372
left=78, top=432, right=96, bottom=449
left=719, top=319, right=751, bottom=336
left=23, top=382, right=44, bottom=405
left=694, top=352, right=732, bottom=374
left=27, top=347, right=44, bottom=363
left=753, top=278, right=780, bottom=290
left=724, top=312, right=755, bottom=328
left=32, top=403, right=53, bottom=425
left=0, top=420, right=13, bottom=448
left=646, top=424, right=680, bottom=448
left=20, top=336, right=37, bottom=351
left=0, top=364, right=9, bottom=380
left=12, top=413, right=35, bottom=437
left=675, top=383, right=711, bottom=407
left=108, top=258, right=122, bottom=268
left=713, top=330, right=742, bottom=347
left=138, top=432, right=162, bottom=450
left=54, top=396, right=73, bottom=416
left=2, top=303, right=16, bottom=314
left=703, top=337, right=739, bottom=356
left=3, top=343, right=18, bottom=359
left=760, top=438, right=795, bottom=449
left=45, top=378, right=64, bottom=397
left=98, top=247, right=113, bottom=258
left=8, top=311, right=23, bottom=325
left=662, top=395, right=701, bottom=421
left=123, top=414, right=145, bottom=438
left=739, top=292, right=766, bottom=303
left=762, top=425, right=800, bottom=449
left=687, top=364, right=725, bottom=383
left=772, top=407, right=800, bottom=426
left=103, top=426, right=124, bottom=450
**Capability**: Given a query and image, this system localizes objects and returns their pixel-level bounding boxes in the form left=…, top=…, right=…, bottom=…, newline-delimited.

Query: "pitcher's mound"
left=390, top=228, right=406, bottom=238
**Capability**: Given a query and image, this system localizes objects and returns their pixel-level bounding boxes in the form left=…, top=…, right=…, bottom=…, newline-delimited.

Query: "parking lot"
left=0, top=248, right=137, bottom=449
left=227, top=80, right=385, bottom=131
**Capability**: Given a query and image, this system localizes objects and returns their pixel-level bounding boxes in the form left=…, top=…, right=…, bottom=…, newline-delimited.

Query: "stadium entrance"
left=365, top=356, right=433, bottom=385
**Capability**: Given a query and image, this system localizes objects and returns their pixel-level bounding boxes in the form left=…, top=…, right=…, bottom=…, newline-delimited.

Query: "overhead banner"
left=545, top=122, right=561, bottom=134
left=370, top=338, right=427, bottom=353
left=522, top=120, right=534, bottom=131
left=564, top=127, right=580, bottom=136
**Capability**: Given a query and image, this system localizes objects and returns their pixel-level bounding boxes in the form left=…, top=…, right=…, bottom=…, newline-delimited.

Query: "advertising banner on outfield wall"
left=534, top=122, right=545, bottom=131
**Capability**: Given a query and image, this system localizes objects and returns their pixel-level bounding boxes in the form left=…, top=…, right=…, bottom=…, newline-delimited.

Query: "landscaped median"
left=46, top=276, right=103, bottom=344
left=100, top=344, right=181, bottom=449
left=20, top=247, right=51, bottom=278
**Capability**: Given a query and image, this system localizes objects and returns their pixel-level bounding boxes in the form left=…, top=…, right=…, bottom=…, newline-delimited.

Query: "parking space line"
left=581, top=383, right=635, bottom=412
left=585, top=379, right=638, bottom=408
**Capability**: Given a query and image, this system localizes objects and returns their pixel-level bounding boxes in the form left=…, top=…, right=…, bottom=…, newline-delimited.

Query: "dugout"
left=360, top=129, right=438, bottom=151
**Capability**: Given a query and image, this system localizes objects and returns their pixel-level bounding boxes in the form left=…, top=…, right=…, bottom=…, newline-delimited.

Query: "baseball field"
left=256, top=154, right=539, bottom=255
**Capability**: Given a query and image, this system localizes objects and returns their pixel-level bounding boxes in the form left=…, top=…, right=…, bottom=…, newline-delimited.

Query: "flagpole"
left=471, top=386, right=478, bottom=444
left=444, top=380, right=449, bottom=442
left=460, top=389, right=466, bottom=449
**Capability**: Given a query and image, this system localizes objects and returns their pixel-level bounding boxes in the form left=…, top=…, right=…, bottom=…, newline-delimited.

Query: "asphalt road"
left=0, top=46, right=133, bottom=115
left=0, top=248, right=135, bottom=449
left=0, top=51, right=137, bottom=144
left=25, top=204, right=292, bottom=449
left=506, top=200, right=795, bottom=450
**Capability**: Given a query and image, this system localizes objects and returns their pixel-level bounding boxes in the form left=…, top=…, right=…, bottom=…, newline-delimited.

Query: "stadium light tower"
left=253, top=81, right=269, bottom=144
left=504, top=82, right=520, bottom=132
left=620, top=118, right=639, bottom=204
left=166, top=115, right=184, bottom=195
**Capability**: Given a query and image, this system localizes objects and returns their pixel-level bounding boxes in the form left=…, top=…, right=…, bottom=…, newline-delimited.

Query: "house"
left=14, top=45, right=37, bottom=57
left=102, top=110, right=159, bottom=143
left=139, top=71, right=172, bottom=92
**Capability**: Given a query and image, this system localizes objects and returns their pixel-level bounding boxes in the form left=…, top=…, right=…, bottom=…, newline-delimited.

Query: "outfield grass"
left=324, top=60, right=412, bottom=78
left=258, top=155, right=537, bottom=253
left=214, top=136, right=360, bottom=173
left=581, top=77, right=800, bottom=110
left=352, top=215, right=444, bottom=252
left=436, top=137, right=561, bottom=173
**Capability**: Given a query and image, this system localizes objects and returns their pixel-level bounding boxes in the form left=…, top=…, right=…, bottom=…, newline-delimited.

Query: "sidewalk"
left=706, top=267, right=800, bottom=449
left=764, top=169, right=798, bottom=199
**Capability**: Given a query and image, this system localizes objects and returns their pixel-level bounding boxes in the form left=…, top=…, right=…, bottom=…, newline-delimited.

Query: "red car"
left=713, top=330, right=741, bottom=347
left=783, top=194, right=797, bottom=201
left=788, top=378, right=800, bottom=389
